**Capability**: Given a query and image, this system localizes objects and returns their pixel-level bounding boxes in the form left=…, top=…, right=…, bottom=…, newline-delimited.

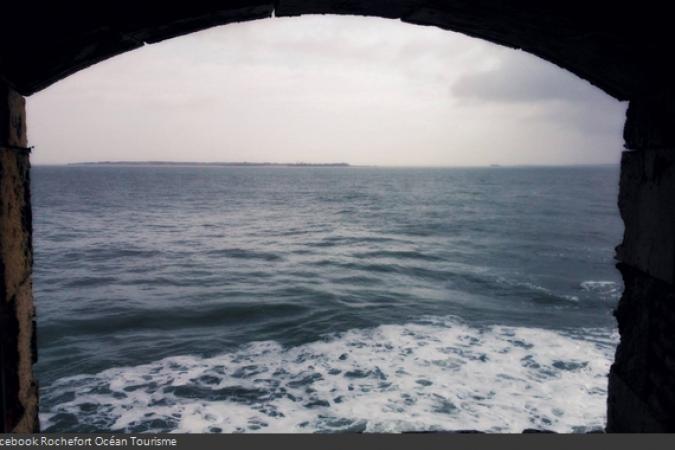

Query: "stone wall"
left=0, top=83, right=38, bottom=432
left=608, top=94, right=675, bottom=431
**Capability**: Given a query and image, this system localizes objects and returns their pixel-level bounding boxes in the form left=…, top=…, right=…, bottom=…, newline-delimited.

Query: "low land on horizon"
left=69, top=161, right=352, bottom=167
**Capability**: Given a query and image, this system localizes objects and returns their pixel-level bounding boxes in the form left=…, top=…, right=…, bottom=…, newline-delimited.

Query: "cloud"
left=451, top=49, right=627, bottom=138
left=452, top=51, right=606, bottom=104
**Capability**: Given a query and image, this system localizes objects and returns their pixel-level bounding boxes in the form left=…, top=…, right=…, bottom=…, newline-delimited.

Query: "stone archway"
left=2, top=0, right=674, bottom=432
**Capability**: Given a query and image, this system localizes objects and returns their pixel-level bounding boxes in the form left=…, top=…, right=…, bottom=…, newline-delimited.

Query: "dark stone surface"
left=607, top=264, right=675, bottom=432
left=616, top=149, right=675, bottom=285
left=0, top=83, right=37, bottom=433
left=624, top=94, right=675, bottom=150
left=612, top=146, right=675, bottom=432
left=1, top=1, right=675, bottom=99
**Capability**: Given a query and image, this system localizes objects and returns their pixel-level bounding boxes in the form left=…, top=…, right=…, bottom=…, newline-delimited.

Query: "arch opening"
left=29, top=16, right=625, bottom=433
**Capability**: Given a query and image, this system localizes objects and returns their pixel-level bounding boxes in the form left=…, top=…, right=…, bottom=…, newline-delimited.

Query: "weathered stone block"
left=608, top=264, right=675, bottom=432
left=0, top=84, right=37, bottom=433
left=616, top=149, right=675, bottom=285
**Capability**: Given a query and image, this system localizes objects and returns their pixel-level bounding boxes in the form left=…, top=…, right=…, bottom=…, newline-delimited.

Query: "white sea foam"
left=40, top=317, right=617, bottom=433
left=580, top=281, right=621, bottom=300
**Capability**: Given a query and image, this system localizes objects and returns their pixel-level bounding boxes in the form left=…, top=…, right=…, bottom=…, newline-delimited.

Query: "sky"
left=27, top=15, right=627, bottom=166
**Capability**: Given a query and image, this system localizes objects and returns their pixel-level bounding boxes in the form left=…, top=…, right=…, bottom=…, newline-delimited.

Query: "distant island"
left=70, top=161, right=351, bottom=167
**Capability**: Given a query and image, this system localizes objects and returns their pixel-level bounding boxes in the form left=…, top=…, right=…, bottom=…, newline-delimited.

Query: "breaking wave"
left=41, top=316, right=616, bottom=433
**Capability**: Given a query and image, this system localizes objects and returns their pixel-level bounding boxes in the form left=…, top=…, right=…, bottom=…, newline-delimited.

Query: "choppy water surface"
left=32, top=165, right=622, bottom=432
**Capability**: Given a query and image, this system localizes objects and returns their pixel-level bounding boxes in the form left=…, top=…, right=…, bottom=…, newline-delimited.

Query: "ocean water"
left=32, top=165, right=623, bottom=433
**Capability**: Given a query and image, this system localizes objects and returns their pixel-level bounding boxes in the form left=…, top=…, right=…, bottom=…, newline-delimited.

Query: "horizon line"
left=33, top=160, right=621, bottom=168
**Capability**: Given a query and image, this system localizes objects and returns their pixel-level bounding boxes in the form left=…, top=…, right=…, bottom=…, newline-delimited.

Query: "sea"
left=31, top=164, right=623, bottom=433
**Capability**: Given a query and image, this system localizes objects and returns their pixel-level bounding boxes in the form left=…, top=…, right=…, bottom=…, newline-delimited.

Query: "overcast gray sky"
left=27, top=15, right=627, bottom=166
